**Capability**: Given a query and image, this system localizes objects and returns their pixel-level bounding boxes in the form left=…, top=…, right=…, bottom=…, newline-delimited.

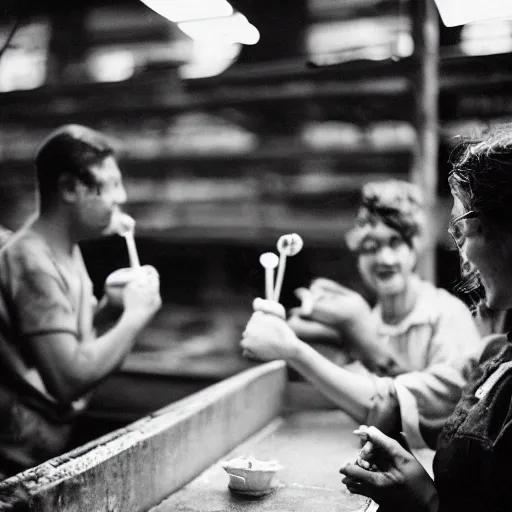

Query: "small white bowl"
left=220, top=457, right=284, bottom=493
left=104, top=267, right=139, bottom=306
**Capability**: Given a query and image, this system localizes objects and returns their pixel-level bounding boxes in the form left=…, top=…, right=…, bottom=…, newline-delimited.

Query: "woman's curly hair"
left=449, top=127, right=512, bottom=308
left=346, top=180, right=426, bottom=251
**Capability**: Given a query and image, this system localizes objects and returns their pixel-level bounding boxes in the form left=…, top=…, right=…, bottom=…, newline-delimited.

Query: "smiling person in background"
left=0, top=125, right=162, bottom=479
left=241, top=180, right=482, bottom=460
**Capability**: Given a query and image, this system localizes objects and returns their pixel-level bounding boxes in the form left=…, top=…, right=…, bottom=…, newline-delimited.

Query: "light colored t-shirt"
left=0, top=226, right=97, bottom=416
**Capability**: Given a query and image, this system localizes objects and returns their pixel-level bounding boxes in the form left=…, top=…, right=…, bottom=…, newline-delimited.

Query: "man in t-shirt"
left=0, top=124, right=162, bottom=478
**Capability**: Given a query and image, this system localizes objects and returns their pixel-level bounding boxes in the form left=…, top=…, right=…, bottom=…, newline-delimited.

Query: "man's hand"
left=240, top=299, right=301, bottom=361
left=122, top=265, right=162, bottom=325
left=340, top=427, right=438, bottom=512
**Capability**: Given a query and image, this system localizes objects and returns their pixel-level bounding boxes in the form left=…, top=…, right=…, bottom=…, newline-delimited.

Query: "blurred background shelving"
left=2, top=0, right=512, bottom=435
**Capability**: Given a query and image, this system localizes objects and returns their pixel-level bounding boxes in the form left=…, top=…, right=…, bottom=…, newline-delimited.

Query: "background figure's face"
left=356, top=222, right=417, bottom=298
left=451, top=194, right=512, bottom=309
left=74, top=156, right=127, bottom=237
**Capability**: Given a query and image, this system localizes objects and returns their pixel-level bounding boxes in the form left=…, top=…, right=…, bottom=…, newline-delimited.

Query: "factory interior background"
left=1, top=0, right=512, bottom=441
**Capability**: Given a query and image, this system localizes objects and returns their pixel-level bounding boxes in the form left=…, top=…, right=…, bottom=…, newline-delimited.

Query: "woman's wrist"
left=286, top=336, right=310, bottom=365
left=406, top=471, right=438, bottom=512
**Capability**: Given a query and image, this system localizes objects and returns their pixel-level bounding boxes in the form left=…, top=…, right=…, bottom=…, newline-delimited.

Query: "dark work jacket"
left=433, top=333, right=512, bottom=512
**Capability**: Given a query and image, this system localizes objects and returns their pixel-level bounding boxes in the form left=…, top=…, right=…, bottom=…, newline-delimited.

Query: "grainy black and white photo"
left=1, top=1, right=512, bottom=510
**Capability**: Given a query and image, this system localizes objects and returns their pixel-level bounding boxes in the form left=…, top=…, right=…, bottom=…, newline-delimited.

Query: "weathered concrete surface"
left=284, top=381, right=340, bottom=412
left=150, top=410, right=370, bottom=512
left=2, top=361, right=287, bottom=512
left=96, top=351, right=255, bottom=417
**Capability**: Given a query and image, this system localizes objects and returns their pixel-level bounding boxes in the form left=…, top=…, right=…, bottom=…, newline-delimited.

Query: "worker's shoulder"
left=0, top=227, right=54, bottom=276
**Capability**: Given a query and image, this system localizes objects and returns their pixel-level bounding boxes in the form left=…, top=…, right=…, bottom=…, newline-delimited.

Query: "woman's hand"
left=240, top=299, right=301, bottom=361
left=340, top=427, right=438, bottom=512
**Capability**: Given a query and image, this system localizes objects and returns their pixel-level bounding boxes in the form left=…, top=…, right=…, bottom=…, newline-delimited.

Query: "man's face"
left=74, top=156, right=127, bottom=237
left=356, top=222, right=417, bottom=298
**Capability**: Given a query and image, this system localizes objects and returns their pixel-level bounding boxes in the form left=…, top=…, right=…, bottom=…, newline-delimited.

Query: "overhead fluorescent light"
left=139, top=0, right=233, bottom=23
left=178, top=13, right=260, bottom=45
left=433, top=0, right=512, bottom=27
left=140, top=0, right=259, bottom=45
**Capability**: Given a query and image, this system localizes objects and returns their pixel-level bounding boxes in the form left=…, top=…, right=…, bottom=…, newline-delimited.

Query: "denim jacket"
left=433, top=334, right=512, bottom=512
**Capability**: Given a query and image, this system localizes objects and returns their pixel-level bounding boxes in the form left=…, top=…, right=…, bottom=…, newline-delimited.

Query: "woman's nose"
left=376, top=245, right=396, bottom=264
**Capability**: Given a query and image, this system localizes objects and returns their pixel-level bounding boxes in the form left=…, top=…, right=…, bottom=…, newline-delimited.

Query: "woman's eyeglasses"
left=448, top=210, right=478, bottom=248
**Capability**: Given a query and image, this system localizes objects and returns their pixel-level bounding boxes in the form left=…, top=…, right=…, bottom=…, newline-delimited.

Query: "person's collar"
left=374, top=279, right=438, bottom=335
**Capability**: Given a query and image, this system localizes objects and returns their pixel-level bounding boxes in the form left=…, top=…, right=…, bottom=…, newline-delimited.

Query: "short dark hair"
left=35, top=124, right=114, bottom=211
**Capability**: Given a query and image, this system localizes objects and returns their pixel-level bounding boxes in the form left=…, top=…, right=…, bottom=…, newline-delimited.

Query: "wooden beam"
left=2, top=54, right=511, bottom=124
left=0, top=149, right=412, bottom=173
left=410, top=0, right=439, bottom=283
left=0, top=77, right=410, bottom=124
left=308, top=0, right=403, bottom=22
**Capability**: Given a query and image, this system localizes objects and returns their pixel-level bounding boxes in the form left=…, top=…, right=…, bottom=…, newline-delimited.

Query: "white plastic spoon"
left=259, top=252, right=279, bottom=300
left=274, top=233, right=304, bottom=303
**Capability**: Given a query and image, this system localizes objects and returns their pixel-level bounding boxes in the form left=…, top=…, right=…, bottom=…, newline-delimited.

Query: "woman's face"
left=451, top=193, right=512, bottom=309
left=357, top=222, right=417, bottom=298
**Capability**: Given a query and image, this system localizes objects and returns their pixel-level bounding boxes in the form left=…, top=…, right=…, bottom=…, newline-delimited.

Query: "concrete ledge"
left=0, top=361, right=287, bottom=512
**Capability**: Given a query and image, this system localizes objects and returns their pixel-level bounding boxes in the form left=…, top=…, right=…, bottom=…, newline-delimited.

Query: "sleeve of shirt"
left=488, top=375, right=512, bottom=511
left=367, top=293, right=483, bottom=451
left=9, top=248, right=77, bottom=338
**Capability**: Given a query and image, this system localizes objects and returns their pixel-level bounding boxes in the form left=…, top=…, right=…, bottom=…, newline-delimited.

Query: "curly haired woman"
left=241, top=180, right=482, bottom=459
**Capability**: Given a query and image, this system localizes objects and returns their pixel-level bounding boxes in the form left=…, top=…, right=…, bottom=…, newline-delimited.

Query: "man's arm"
left=93, top=295, right=122, bottom=335
left=20, top=267, right=161, bottom=404
left=29, top=309, right=151, bottom=403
